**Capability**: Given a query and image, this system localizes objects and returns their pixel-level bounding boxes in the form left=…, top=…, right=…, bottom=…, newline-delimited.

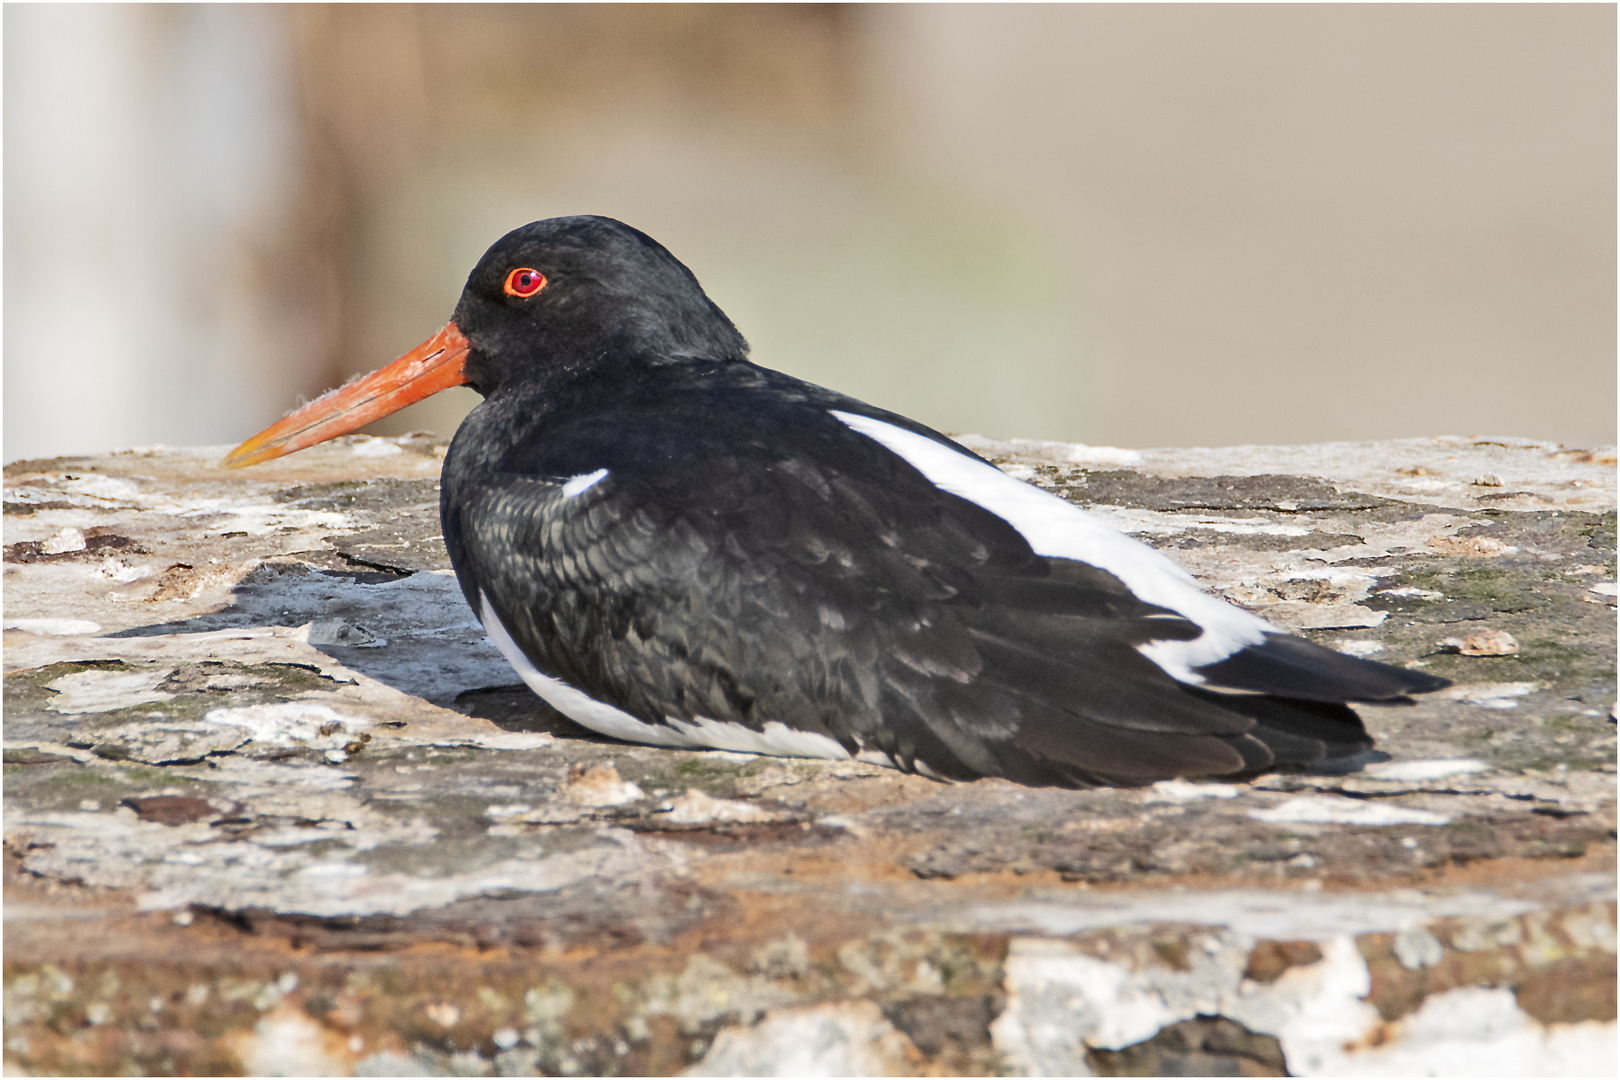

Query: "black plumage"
left=229, top=214, right=1449, bottom=788
left=435, top=217, right=1444, bottom=787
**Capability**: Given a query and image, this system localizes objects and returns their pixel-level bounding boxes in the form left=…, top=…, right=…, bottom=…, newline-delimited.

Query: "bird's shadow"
left=449, top=683, right=626, bottom=743
left=104, top=556, right=1399, bottom=775
left=106, top=557, right=623, bottom=744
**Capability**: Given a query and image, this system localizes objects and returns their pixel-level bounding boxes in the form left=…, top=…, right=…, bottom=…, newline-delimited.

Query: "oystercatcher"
left=227, top=215, right=1446, bottom=787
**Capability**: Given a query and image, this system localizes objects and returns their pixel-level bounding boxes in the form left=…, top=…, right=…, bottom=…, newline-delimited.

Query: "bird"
left=225, top=215, right=1447, bottom=788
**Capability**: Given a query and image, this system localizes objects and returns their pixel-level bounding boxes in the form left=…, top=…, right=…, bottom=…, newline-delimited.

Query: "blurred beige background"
left=5, top=4, right=1614, bottom=463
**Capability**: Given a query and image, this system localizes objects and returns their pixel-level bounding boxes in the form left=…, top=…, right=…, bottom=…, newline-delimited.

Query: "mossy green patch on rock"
left=1, top=757, right=206, bottom=815
left=1168, top=529, right=1367, bottom=552
left=5, top=659, right=131, bottom=696
left=1087, top=1015, right=1287, bottom=1077
left=1579, top=511, right=1617, bottom=572
left=1043, top=469, right=1401, bottom=515
left=626, top=755, right=772, bottom=800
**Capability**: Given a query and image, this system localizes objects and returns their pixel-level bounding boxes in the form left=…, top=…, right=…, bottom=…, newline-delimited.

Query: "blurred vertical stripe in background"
left=5, top=5, right=1614, bottom=462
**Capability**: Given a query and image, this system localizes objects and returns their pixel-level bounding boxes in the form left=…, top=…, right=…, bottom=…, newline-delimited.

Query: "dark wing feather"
left=1196, top=632, right=1450, bottom=702
left=440, top=374, right=1399, bottom=787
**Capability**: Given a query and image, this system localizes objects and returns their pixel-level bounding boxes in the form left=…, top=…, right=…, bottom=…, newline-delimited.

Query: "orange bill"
left=223, top=322, right=472, bottom=468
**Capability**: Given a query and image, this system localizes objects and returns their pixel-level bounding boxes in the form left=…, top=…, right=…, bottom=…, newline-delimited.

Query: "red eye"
left=503, top=267, right=546, bottom=298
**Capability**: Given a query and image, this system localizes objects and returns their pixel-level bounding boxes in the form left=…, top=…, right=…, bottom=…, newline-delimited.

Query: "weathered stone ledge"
left=4, top=434, right=1614, bottom=1075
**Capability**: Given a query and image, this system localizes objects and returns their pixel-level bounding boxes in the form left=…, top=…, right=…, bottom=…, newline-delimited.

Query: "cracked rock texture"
left=4, top=433, right=1614, bottom=1076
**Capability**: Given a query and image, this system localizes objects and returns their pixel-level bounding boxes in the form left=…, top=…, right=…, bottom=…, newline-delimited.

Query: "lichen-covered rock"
left=4, top=434, right=1613, bottom=1075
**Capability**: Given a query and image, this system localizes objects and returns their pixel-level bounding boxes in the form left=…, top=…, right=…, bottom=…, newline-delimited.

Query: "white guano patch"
left=7, top=618, right=103, bottom=636
left=347, top=436, right=404, bottom=458
left=204, top=703, right=371, bottom=747
left=45, top=668, right=175, bottom=714
left=2, top=473, right=144, bottom=509
left=1249, top=795, right=1451, bottom=827
left=479, top=594, right=853, bottom=761
left=1147, top=779, right=1240, bottom=802
left=1448, top=682, right=1538, bottom=710
left=830, top=411, right=1272, bottom=683
left=41, top=527, right=88, bottom=554
left=1364, top=758, right=1489, bottom=782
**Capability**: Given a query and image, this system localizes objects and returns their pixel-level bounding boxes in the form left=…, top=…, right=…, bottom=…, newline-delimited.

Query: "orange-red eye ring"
left=503, top=267, right=546, bottom=298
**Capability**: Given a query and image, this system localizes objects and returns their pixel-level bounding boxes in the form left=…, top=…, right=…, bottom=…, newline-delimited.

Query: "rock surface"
left=4, top=433, right=1614, bottom=1076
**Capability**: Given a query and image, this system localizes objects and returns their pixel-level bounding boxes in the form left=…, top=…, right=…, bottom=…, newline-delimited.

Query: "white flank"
left=560, top=468, right=609, bottom=498
left=479, top=594, right=853, bottom=760
left=480, top=593, right=688, bottom=746
left=664, top=715, right=854, bottom=759
left=831, top=411, right=1273, bottom=682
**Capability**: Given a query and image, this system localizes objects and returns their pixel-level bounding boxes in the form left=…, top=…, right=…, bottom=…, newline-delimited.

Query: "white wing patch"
left=560, top=468, right=609, bottom=498
left=479, top=593, right=855, bottom=760
left=830, top=411, right=1272, bottom=683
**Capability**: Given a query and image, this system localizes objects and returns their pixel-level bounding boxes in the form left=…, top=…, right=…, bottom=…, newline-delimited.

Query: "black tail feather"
left=1194, top=632, right=1450, bottom=702
left=1188, top=687, right=1375, bottom=766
